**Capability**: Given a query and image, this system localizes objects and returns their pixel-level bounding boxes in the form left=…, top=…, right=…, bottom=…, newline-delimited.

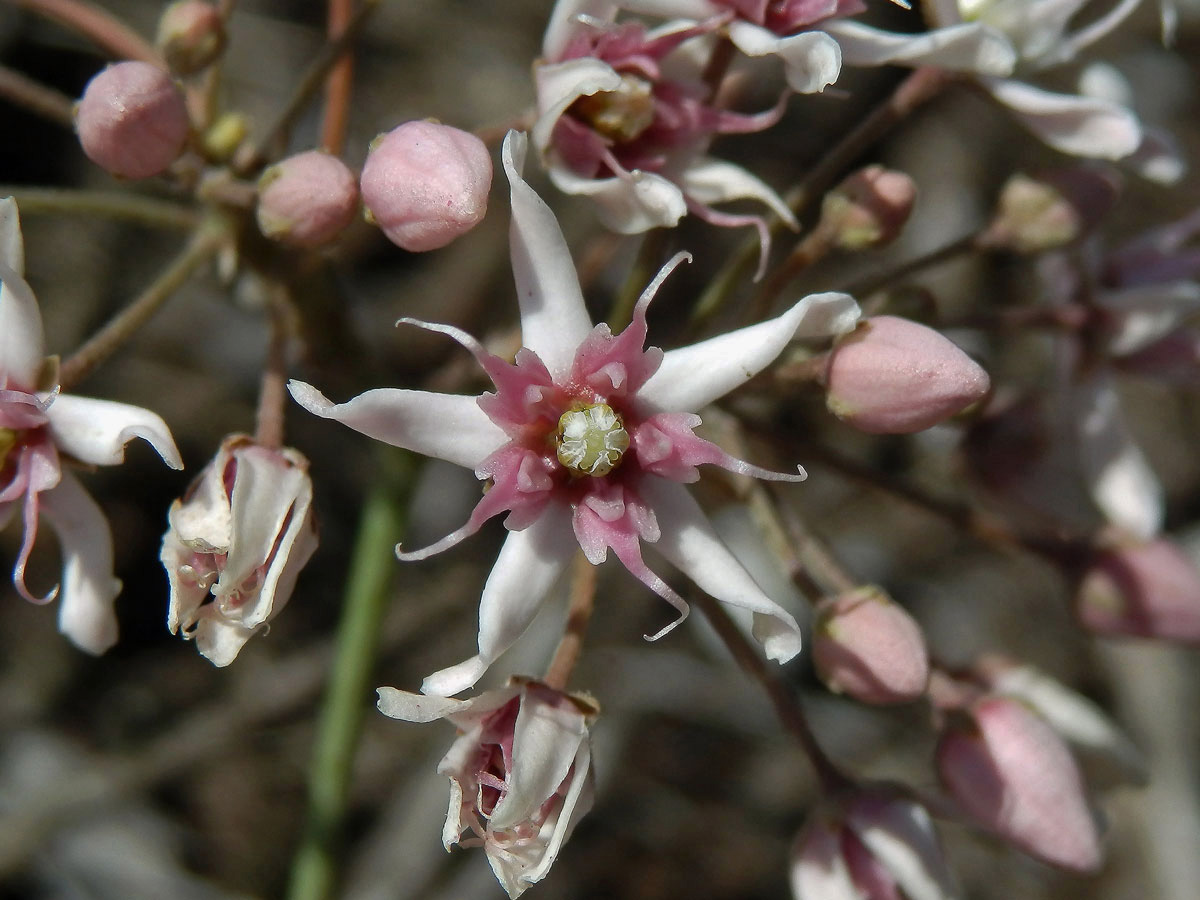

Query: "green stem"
left=286, top=452, right=415, bottom=900
left=0, top=186, right=199, bottom=230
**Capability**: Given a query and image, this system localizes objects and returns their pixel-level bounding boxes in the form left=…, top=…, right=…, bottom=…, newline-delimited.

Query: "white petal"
left=1122, top=128, right=1187, bottom=186
left=728, top=22, right=842, bottom=94
left=641, top=478, right=802, bottom=663
left=38, top=470, right=121, bottom=655
left=376, top=686, right=475, bottom=723
left=1097, top=281, right=1200, bottom=356
left=0, top=261, right=45, bottom=391
left=161, top=529, right=210, bottom=636
left=541, top=0, right=620, bottom=59
left=193, top=618, right=258, bottom=667
left=1074, top=373, right=1163, bottom=538
left=0, top=197, right=25, bottom=276
left=514, top=742, right=594, bottom=893
left=851, top=800, right=960, bottom=900
left=502, top=131, right=595, bottom=380
left=615, top=0, right=721, bottom=17
left=421, top=501, right=578, bottom=696
left=490, top=691, right=588, bottom=830
left=681, top=157, right=797, bottom=228
left=287, top=381, right=507, bottom=470
left=547, top=163, right=687, bottom=233
left=640, top=291, right=860, bottom=411
left=533, top=58, right=623, bottom=152
left=45, top=394, right=182, bottom=469
left=790, top=821, right=862, bottom=900
left=825, top=20, right=1015, bottom=76
left=983, top=77, right=1142, bottom=160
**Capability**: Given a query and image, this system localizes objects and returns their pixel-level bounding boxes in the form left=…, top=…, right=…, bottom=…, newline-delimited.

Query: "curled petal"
left=825, top=20, right=1016, bottom=76
left=44, top=394, right=182, bottom=470
left=633, top=412, right=805, bottom=483
left=681, top=158, right=797, bottom=229
left=728, top=21, right=842, bottom=93
left=547, top=161, right=688, bottom=233
left=376, top=686, right=477, bottom=724
left=640, top=291, right=860, bottom=411
left=982, top=77, right=1142, bottom=160
left=421, top=502, right=578, bottom=697
left=503, top=131, right=596, bottom=379
left=287, top=381, right=507, bottom=470
left=533, top=58, right=623, bottom=153
left=641, top=478, right=803, bottom=662
left=541, top=0, right=620, bottom=60
left=0, top=260, right=45, bottom=391
left=38, top=470, right=121, bottom=655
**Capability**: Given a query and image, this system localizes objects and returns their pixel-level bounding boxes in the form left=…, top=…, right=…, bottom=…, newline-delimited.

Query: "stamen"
left=556, top=403, right=629, bottom=476
left=570, top=74, right=656, bottom=143
left=0, top=427, right=15, bottom=469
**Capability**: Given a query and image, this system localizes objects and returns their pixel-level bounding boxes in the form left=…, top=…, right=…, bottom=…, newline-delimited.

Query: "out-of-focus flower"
left=377, top=678, right=597, bottom=899
left=824, top=316, right=990, bottom=434
left=75, top=61, right=191, bottom=179
left=156, top=1, right=226, bottom=76
left=936, top=695, right=1102, bottom=872
left=0, top=197, right=182, bottom=653
left=791, top=787, right=959, bottom=900
left=291, top=131, right=861, bottom=696
left=535, top=4, right=797, bottom=269
left=979, top=168, right=1120, bottom=254
left=162, top=434, right=317, bottom=666
left=812, top=585, right=930, bottom=705
left=818, top=165, right=917, bottom=252
left=359, top=120, right=493, bottom=252
left=256, top=150, right=359, bottom=248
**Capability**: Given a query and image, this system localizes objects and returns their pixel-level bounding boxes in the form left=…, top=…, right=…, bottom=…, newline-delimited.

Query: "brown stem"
left=58, top=224, right=224, bottom=390
left=543, top=553, right=597, bottom=691
left=0, top=64, right=74, bottom=127
left=320, top=0, right=354, bottom=155
left=750, top=227, right=834, bottom=321
left=255, top=288, right=292, bottom=449
left=838, top=229, right=981, bottom=303
left=7, top=0, right=162, bottom=65
left=768, top=489, right=858, bottom=596
left=691, top=590, right=850, bottom=792
left=1, top=186, right=199, bottom=229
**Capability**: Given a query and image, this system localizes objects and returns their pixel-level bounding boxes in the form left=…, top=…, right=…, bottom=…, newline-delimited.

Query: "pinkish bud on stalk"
left=980, top=169, right=1119, bottom=254
left=824, top=316, right=990, bottom=434
left=1076, top=538, right=1200, bottom=643
left=936, top=696, right=1102, bottom=873
left=256, top=150, right=359, bottom=248
left=819, top=166, right=917, bottom=252
left=156, top=1, right=226, bottom=76
left=359, top=120, right=492, bottom=252
left=75, top=61, right=191, bottom=180
left=812, top=585, right=930, bottom=705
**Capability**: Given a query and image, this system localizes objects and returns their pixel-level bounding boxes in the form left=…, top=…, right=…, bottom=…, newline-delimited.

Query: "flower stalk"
left=543, top=551, right=598, bottom=691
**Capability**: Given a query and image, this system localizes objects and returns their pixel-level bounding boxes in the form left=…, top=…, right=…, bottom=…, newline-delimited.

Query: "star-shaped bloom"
left=290, top=132, right=860, bottom=697
left=0, top=198, right=182, bottom=653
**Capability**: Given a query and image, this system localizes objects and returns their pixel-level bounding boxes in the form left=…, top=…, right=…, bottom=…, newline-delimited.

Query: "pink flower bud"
left=981, top=169, right=1119, bottom=254
left=1076, top=538, right=1200, bottom=643
left=819, top=166, right=917, bottom=251
left=256, top=150, right=359, bottom=248
left=936, top=696, right=1102, bottom=872
left=359, top=120, right=492, bottom=252
left=812, top=585, right=929, bottom=705
left=825, top=316, right=990, bottom=434
left=75, top=61, right=190, bottom=179
left=156, top=1, right=226, bottom=76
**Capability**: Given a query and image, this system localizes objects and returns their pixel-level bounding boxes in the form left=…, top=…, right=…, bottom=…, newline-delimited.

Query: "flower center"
left=0, top=427, right=16, bottom=469
left=570, top=74, right=656, bottom=143
left=556, top=403, right=630, bottom=477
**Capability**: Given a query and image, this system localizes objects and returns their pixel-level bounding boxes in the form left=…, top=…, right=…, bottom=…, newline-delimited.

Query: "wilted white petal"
left=851, top=799, right=960, bottom=900
left=38, top=470, right=121, bottom=655
left=503, top=131, right=595, bottom=379
left=642, top=478, right=802, bottom=663
left=193, top=618, right=258, bottom=667
left=1098, top=281, right=1200, bottom=356
left=790, top=820, right=862, bottom=900
left=45, top=395, right=182, bottom=469
left=422, top=501, right=578, bottom=696
left=533, top=59, right=623, bottom=153
left=1074, top=374, right=1163, bottom=538
left=287, top=381, right=507, bottom=470
left=547, top=164, right=687, bottom=233
left=376, top=686, right=476, bottom=723
left=641, top=291, right=860, bottom=411
left=681, top=157, right=797, bottom=228
left=0, top=261, right=45, bottom=391
left=825, top=20, right=1015, bottom=76
left=982, top=77, right=1142, bottom=160
left=0, top=197, right=25, bottom=276
left=541, top=0, right=620, bottom=59
left=728, top=22, right=842, bottom=93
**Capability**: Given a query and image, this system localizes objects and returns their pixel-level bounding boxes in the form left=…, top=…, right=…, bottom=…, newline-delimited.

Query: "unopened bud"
left=825, top=316, right=990, bottom=433
left=813, top=585, right=929, bottom=705
left=819, top=166, right=916, bottom=251
left=360, top=120, right=492, bottom=252
left=156, top=1, right=226, bottom=76
left=75, top=61, right=190, bottom=179
left=257, top=150, right=359, bottom=248
left=1076, top=538, right=1200, bottom=643
left=981, top=169, right=1119, bottom=254
left=936, top=696, right=1102, bottom=873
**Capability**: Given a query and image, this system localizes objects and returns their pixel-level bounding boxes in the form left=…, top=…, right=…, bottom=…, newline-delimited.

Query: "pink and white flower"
left=290, top=131, right=860, bottom=696
left=0, top=197, right=182, bottom=654
left=162, top=434, right=318, bottom=666
left=377, top=678, right=596, bottom=899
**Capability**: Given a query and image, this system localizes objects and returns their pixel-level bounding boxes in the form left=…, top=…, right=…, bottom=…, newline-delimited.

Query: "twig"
left=0, top=64, right=75, bottom=127
left=5, top=0, right=162, bottom=65
left=58, top=222, right=224, bottom=390
left=255, top=287, right=292, bottom=449
left=838, top=229, right=981, bottom=303
left=0, top=186, right=199, bottom=230
left=320, top=0, right=354, bottom=155
left=544, top=553, right=598, bottom=691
